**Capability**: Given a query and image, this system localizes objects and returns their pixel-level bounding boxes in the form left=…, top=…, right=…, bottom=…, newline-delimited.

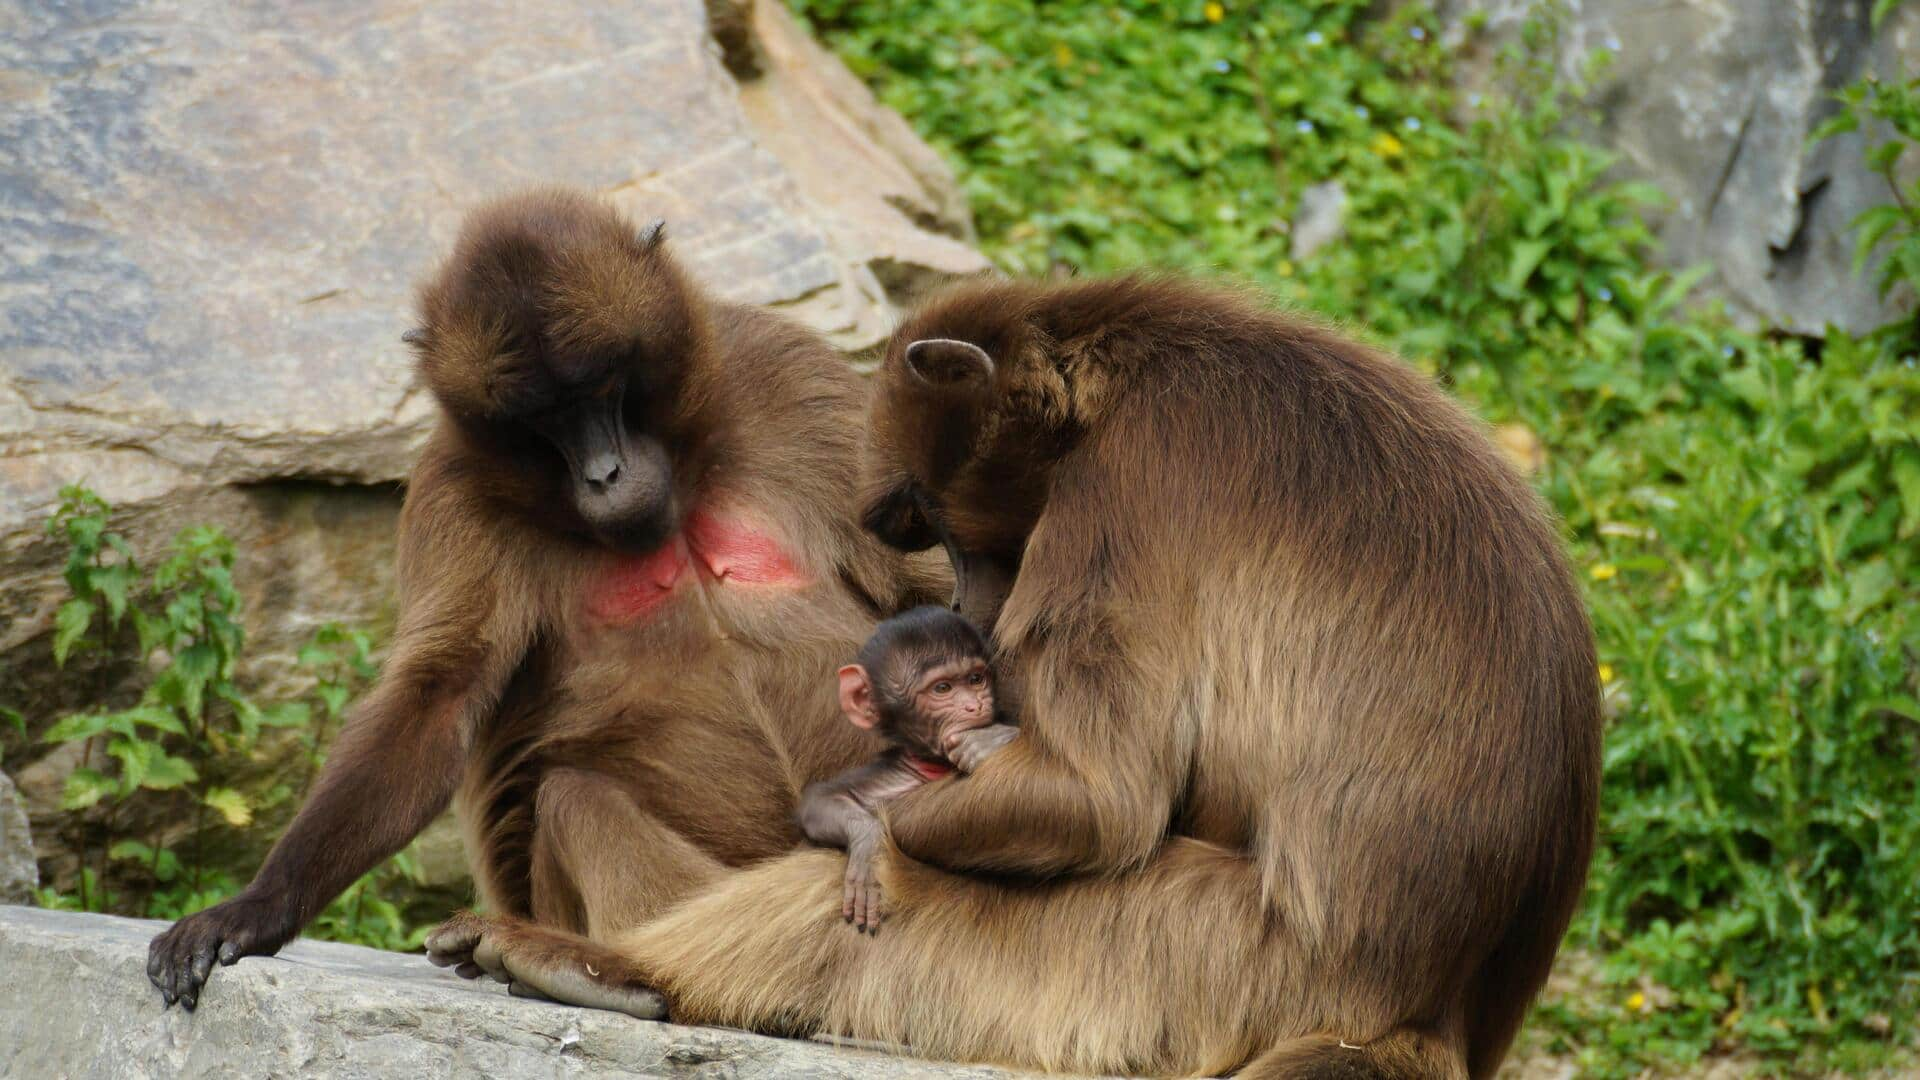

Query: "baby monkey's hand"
left=843, top=826, right=887, bottom=933
left=945, top=723, right=1019, bottom=773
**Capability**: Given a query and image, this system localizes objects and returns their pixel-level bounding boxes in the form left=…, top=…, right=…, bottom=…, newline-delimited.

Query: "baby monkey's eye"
left=933, top=681, right=953, bottom=694
left=967, top=672, right=986, bottom=686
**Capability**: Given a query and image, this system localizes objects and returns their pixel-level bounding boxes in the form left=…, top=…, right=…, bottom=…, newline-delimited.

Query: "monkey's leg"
left=529, top=767, right=726, bottom=939
left=1235, top=1029, right=1467, bottom=1080
left=612, top=840, right=1297, bottom=1076
left=426, top=911, right=667, bottom=1019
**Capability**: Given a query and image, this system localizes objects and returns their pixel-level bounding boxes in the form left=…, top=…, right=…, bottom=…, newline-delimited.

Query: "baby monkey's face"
left=909, top=656, right=994, bottom=756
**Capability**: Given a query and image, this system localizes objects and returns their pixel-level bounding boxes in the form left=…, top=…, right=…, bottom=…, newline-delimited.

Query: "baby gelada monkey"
left=797, top=606, right=1018, bottom=931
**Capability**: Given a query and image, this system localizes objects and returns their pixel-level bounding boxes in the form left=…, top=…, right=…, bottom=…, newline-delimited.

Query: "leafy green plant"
left=795, top=0, right=1919, bottom=1073
left=38, top=486, right=307, bottom=910
left=1817, top=71, right=1920, bottom=359
left=29, top=486, right=439, bottom=948
left=293, top=622, right=377, bottom=786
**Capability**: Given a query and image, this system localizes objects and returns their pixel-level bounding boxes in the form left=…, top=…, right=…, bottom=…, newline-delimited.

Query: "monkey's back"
left=995, top=277, right=1600, bottom=1061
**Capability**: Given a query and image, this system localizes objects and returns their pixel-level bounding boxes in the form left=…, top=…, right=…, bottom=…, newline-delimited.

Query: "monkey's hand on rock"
left=146, top=890, right=299, bottom=1010
left=842, top=830, right=887, bottom=933
left=945, top=723, right=1019, bottom=773
left=425, top=911, right=668, bottom=1019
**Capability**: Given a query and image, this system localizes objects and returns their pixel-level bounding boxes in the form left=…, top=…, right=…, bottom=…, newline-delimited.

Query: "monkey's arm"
left=945, top=722, right=1019, bottom=773
left=147, top=463, right=541, bottom=1009
left=797, top=756, right=929, bottom=846
left=886, top=645, right=1177, bottom=878
left=796, top=770, right=880, bottom=849
left=798, top=758, right=924, bottom=930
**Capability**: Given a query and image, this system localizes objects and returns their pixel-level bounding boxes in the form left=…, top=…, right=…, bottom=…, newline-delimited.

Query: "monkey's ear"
left=639, top=219, right=667, bottom=251
left=903, top=338, right=993, bottom=392
left=837, top=664, right=880, bottom=730
left=401, top=327, right=428, bottom=347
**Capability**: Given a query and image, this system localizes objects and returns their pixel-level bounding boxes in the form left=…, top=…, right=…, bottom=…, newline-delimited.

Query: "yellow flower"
left=1054, top=41, right=1074, bottom=66
left=1277, top=259, right=1295, bottom=277
left=1598, top=663, right=1615, bottom=683
left=1204, top=1, right=1225, bottom=23
left=1590, top=563, right=1618, bottom=582
left=1371, top=131, right=1404, bottom=158
left=1626, top=991, right=1646, bottom=1012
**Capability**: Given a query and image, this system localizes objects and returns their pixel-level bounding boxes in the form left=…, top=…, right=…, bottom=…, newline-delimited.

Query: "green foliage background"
left=29, top=485, right=435, bottom=953
left=790, top=0, right=1920, bottom=1074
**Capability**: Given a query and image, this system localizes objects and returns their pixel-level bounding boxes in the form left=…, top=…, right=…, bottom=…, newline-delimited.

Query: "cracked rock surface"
left=0, top=0, right=986, bottom=886
left=0, top=0, right=982, bottom=527
left=0, top=906, right=1030, bottom=1078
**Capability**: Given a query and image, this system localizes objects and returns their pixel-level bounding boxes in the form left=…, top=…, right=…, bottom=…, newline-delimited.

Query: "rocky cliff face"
left=1440, top=0, right=1920, bottom=336
left=0, top=0, right=987, bottom=892
left=0, top=906, right=1032, bottom=1078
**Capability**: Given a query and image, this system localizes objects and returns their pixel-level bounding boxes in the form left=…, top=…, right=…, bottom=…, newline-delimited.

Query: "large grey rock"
left=0, top=771, right=34, bottom=903
left=0, top=0, right=986, bottom=893
left=0, top=906, right=1027, bottom=1078
left=1439, top=0, right=1920, bottom=335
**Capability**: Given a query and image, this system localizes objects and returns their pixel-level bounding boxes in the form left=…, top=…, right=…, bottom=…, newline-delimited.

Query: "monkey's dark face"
left=514, top=370, right=678, bottom=552
left=410, top=190, right=713, bottom=554
left=858, top=288, right=1066, bottom=630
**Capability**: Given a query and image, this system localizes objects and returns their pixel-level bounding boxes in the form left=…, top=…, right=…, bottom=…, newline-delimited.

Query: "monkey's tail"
left=1236, top=1030, right=1465, bottom=1080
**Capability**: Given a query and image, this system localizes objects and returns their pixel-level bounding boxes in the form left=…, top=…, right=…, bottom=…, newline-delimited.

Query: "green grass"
left=790, top=1, right=1920, bottom=1073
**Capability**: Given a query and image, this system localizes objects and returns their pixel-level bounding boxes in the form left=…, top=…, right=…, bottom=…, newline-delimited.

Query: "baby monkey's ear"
left=838, top=664, right=880, bottom=729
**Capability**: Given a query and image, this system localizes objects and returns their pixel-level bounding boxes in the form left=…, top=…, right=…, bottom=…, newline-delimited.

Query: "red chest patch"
left=683, top=510, right=804, bottom=585
left=585, top=509, right=807, bottom=624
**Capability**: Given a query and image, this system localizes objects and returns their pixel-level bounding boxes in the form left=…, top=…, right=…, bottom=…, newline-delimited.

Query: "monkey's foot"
left=425, top=911, right=667, bottom=1020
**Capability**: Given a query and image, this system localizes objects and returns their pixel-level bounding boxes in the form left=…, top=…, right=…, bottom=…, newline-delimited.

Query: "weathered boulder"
left=0, top=0, right=987, bottom=892
left=0, top=771, right=35, bottom=903
left=0, top=906, right=1031, bottom=1078
left=1438, top=0, right=1920, bottom=335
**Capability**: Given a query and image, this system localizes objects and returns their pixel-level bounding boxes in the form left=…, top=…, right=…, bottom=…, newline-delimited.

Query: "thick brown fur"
left=146, top=188, right=945, bottom=1006
left=428, top=273, right=1601, bottom=1078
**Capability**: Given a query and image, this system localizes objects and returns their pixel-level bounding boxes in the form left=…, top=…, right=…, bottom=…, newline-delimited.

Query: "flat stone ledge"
left=0, top=905, right=1030, bottom=1078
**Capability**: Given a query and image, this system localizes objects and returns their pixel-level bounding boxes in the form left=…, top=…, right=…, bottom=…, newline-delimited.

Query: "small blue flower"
left=1404, top=116, right=1422, bottom=131
left=1722, top=345, right=1737, bottom=359
left=1596, top=287, right=1613, bottom=303
left=1604, top=34, right=1623, bottom=51
left=1409, top=25, right=1427, bottom=41
left=1468, top=93, right=1483, bottom=108
left=1305, top=30, right=1325, bottom=45
left=1296, top=119, right=1315, bottom=134
left=1213, top=59, right=1231, bottom=73
left=1354, top=104, right=1370, bottom=119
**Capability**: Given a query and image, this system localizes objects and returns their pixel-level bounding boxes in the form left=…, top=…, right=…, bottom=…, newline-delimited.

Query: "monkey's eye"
left=967, top=672, right=986, bottom=686
left=932, top=680, right=953, bottom=695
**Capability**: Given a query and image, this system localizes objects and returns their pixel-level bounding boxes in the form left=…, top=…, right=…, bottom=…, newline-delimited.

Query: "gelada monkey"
left=796, top=606, right=1016, bottom=931
left=426, top=275, right=1600, bottom=1080
left=145, top=188, right=944, bottom=1009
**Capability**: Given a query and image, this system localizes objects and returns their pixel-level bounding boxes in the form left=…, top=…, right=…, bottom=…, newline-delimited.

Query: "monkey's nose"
left=583, top=458, right=622, bottom=492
